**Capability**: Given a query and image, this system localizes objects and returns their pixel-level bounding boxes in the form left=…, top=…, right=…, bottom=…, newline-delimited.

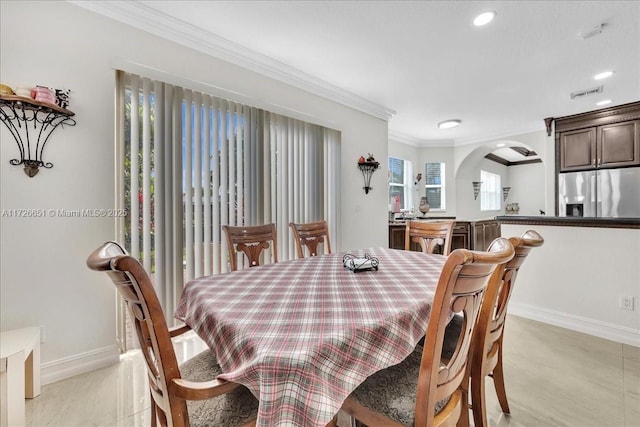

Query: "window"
left=424, top=162, right=445, bottom=210
left=480, top=170, right=501, bottom=211
left=117, top=71, right=341, bottom=339
left=388, top=157, right=412, bottom=210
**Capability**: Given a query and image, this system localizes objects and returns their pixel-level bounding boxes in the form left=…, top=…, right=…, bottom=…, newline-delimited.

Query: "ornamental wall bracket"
left=0, top=95, right=76, bottom=177
left=544, top=117, right=554, bottom=137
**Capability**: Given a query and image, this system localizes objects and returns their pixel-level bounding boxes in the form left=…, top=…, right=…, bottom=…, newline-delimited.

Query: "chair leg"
left=470, top=372, right=487, bottom=427
left=492, top=340, right=510, bottom=414
left=150, top=395, right=157, bottom=426
left=457, top=387, right=470, bottom=427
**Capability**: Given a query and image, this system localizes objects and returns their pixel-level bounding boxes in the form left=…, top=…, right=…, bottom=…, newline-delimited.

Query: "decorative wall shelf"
left=0, top=94, right=76, bottom=177
left=357, top=160, right=380, bottom=194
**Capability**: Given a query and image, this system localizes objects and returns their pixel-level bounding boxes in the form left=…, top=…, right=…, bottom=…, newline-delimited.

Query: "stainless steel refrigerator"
left=558, top=167, right=640, bottom=218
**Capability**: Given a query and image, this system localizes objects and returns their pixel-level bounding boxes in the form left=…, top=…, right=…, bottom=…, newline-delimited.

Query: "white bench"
left=0, top=327, right=41, bottom=427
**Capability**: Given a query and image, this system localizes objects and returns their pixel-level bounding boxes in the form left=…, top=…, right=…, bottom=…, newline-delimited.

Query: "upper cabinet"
left=553, top=101, right=640, bottom=173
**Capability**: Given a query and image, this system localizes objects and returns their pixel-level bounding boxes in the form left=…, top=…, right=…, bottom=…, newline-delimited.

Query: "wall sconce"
left=472, top=181, right=483, bottom=200
left=357, top=154, right=380, bottom=194
left=502, top=186, right=511, bottom=201
left=0, top=93, right=76, bottom=177
left=414, top=173, right=422, bottom=186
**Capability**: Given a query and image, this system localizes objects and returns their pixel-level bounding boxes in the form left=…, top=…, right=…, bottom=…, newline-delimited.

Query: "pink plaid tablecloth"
left=175, top=247, right=446, bottom=427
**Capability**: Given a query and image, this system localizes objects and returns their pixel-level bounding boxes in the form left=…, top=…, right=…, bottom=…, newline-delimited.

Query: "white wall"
left=503, top=224, right=640, bottom=346
left=507, top=162, right=546, bottom=215
left=453, top=130, right=550, bottom=219
left=0, top=1, right=389, bottom=382
left=455, top=156, right=507, bottom=220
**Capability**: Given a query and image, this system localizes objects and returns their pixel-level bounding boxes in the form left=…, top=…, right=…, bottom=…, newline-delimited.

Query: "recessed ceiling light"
left=594, top=71, right=614, bottom=80
left=438, top=119, right=461, bottom=129
left=474, top=11, right=496, bottom=27
left=596, top=99, right=612, bottom=106
left=496, top=143, right=506, bottom=147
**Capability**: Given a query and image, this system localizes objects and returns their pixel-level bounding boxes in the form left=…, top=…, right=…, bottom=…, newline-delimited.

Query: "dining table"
left=174, top=246, right=447, bottom=427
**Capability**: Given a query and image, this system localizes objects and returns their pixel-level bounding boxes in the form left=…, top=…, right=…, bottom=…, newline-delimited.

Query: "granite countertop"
left=496, top=215, right=640, bottom=229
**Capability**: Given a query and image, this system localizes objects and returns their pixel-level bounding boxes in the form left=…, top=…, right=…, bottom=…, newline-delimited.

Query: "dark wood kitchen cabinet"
left=451, top=222, right=470, bottom=251
left=470, top=219, right=502, bottom=251
left=388, top=224, right=406, bottom=250
left=556, top=102, right=640, bottom=172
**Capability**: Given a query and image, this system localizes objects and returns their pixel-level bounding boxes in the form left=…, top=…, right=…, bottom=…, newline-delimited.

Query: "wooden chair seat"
left=179, top=350, right=259, bottom=426
left=441, top=230, right=544, bottom=427
left=340, top=238, right=515, bottom=427
left=469, top=230, right=544, bottom=427
left=347, top=347, right=454, bottom=426
left=86, top=241, right=259, bottom=427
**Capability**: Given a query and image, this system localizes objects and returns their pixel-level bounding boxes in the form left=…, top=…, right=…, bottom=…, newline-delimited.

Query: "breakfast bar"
left=495, top=216, right=640, bottom=347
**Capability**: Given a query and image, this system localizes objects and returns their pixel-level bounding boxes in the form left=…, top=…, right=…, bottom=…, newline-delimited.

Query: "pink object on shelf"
left=31, top=86, right=57, bottom=105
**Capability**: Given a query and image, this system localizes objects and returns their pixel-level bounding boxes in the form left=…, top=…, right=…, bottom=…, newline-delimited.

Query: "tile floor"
left=25, top=315, right=640, bottom=426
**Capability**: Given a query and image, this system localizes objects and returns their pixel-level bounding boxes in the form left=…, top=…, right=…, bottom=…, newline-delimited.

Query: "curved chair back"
left=223, top=224, right=278, bottom=271
left=289, top=220, right=332, bottom=258
left=405, top=220, right=455, bottom=255
left=470, top=230, right=544, bottom=427
left=86, top=242, right=187, bottom=426
left=415, top=237, right=515, bottom=426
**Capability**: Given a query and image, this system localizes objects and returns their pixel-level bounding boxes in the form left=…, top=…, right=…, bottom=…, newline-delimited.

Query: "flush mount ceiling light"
left=596, top=99, right=612, bottom=106
left=496, top=143, right=506, bottom=147
left=473, top=11, right=496, bottom=26
left=594, top=71, right=614, bottom=80
left=438, top=119, right=461, bottom=129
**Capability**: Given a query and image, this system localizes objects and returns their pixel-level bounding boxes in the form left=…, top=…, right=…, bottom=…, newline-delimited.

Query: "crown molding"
left=388, top=129, right=454, bottom=148
left=69, top=0, right=395, bottom=121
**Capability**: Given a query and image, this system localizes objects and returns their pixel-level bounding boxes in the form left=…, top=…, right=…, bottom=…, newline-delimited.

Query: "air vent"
left=580, top=24, right=605, bottom=40
left=570, top=85, right=603, bottom=100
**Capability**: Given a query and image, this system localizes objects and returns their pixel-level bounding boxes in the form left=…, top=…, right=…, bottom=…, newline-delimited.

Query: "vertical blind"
left=117, top=71, right=341, bottom=332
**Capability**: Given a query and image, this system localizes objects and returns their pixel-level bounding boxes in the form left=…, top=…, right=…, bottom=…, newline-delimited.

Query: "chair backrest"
left=405, top=220, right=455, bottom=255
left=86, top=242, right=188, bottom=426
left=289, top=220, right=332, bottom=258
left=413, top=237, right=514, bottom=427
left=471, top=230, right=544, bottom=377
left=223, top=223, right=278, bottom=271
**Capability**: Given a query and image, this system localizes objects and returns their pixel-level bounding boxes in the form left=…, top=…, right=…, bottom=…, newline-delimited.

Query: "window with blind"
left=388, top=157, right=412, bottom=210
left=116, top=71, right=341, bottom=334
left=480, top=169, right=501, bottom=211
left=424, top=162, right=445, bottom=210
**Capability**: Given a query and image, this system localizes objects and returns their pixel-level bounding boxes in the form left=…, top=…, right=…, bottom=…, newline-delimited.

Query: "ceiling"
left=76, top=1, right=639, bottom=149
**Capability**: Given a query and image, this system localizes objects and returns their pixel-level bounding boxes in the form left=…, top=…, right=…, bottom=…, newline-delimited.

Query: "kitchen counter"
left=388, top=216, right=456, bottom=225
left=496, top=216, right=640, bottom=229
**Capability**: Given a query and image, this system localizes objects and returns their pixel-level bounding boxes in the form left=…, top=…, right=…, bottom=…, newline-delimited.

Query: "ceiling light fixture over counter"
left=473, top=11, right=496, bottom=27
left=438, top=119, right=462, bottom=129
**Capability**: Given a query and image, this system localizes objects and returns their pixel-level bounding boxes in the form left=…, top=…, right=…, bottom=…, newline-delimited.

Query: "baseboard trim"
left=41, top=345, right=120, bottom=385
left=509, top=302, right=640, bottom=347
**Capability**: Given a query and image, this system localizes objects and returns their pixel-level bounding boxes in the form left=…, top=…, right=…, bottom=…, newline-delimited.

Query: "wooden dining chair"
left=405, top=220, right=455, bottom=255
left=340, top=238, right=515, bottom=427
left=468, top=229, right=544, bottom=427
left=223, top=223, right=278, bottom=271
left=86, top=242, right=258, bottom=427
left=289, top=220, right=332, bottom=258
